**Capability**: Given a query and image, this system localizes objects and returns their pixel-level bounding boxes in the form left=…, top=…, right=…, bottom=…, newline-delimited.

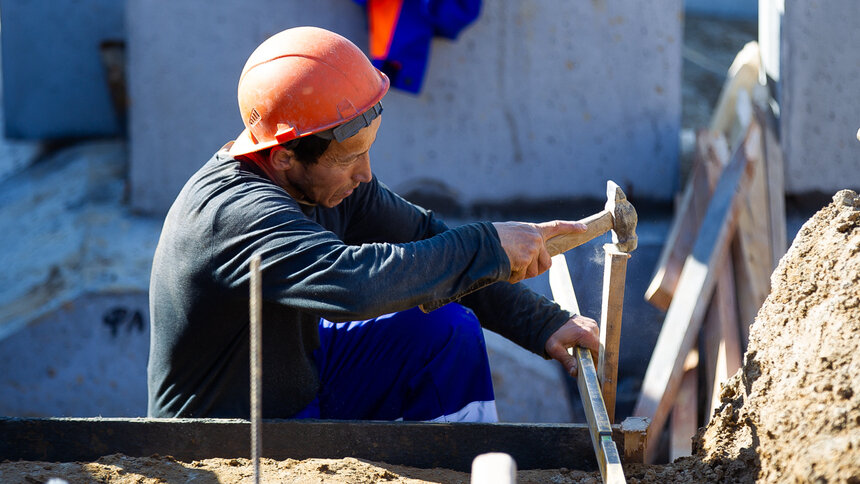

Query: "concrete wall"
left=128, top=0, right=682, bottom=214
left=0, top=0, right=125, bottom=138
left=779, top=0, right=860, bottom=195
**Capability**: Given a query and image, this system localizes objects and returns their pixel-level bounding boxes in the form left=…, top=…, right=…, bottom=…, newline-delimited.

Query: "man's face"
left=286, top=116, right=381, bottom=208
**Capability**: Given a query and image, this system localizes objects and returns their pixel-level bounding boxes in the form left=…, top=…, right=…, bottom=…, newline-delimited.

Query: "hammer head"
left=604, top=181, right=638, bottom=252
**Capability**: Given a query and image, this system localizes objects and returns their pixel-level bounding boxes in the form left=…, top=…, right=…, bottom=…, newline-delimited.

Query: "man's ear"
left=269, top=146, right=296, bottom=170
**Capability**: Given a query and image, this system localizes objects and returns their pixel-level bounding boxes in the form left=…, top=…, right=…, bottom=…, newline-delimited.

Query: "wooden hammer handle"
left=545, top=210, right=614, bottom=257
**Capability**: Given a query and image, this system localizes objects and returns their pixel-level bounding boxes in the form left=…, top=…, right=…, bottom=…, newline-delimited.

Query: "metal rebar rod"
left=249, top=254, right=263, bottom=484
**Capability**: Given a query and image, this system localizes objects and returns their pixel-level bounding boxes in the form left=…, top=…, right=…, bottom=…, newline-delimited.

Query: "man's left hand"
left=544, top=315, right=599, bottom=378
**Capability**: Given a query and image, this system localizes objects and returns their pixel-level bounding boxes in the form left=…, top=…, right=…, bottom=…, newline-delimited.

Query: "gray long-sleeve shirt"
left=147, top=150, right=572, bottom=418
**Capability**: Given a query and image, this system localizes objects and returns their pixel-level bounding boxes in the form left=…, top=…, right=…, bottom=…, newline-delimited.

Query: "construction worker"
left=147, top=26, right=599, bottom=421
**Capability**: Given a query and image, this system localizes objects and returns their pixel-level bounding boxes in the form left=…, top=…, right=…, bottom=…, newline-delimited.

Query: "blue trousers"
left=293, top=303, right=497, bottom=422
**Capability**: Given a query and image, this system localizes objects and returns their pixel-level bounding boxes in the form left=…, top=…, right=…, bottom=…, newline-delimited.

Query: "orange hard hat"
left=229, top=26, right=390, bottom=157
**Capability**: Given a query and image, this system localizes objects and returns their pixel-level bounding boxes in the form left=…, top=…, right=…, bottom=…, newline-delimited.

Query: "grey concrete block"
left=0, top=293, right=149, bottom=417
left=780, top=0, right=860, bottom=195
left=0, top=0, right=125, bottom=138
left=128, top=0, right=682, bottom=214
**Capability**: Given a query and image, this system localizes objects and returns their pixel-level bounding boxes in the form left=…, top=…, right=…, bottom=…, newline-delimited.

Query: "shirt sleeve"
left=211, top=177, right=509, bottom=323
left=339, top=176, right=573, bottom=358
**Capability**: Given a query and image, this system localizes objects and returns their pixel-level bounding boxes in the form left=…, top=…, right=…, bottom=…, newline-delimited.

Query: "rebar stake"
left=249, top=254, right=263, bottom=484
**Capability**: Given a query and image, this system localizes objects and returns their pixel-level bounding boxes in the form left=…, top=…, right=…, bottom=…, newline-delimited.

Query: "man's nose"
left=353, top=154, right=372, bottom=183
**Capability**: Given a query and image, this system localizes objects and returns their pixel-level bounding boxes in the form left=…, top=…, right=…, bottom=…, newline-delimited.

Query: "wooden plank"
left=735, top=116, right=772, bottom=305
left=670, top=351, right=699, bottom=460
left=701, top=285, right=721, bottom=423
left=732, top=119, right=771, bottom=347
left=632, top=122, right=758, bottom=463
left=702, top=256, right=742, bottom=424
left=549, top=254, right=580, bottom=314
left=755, top=104, right=787, bottom=268
left=645, top=130, right=727, bottom=310
left=599, top=244, right=630, bottom=422
left=710, top=42, right=762, bottom=143
left=549, top=257, right=626, bottom=483
left=0, top=417, right=628, bottom=472
left=577, top=347, right=626, bottom=483
left=712, top=263, right=742, bottom=417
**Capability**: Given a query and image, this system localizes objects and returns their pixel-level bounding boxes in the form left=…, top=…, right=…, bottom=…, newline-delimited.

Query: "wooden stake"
left=599, top=244, right=630, bottom=423
left=633, top=122, right=758, bottom=463
left=620, top=417, right=649, bottom=463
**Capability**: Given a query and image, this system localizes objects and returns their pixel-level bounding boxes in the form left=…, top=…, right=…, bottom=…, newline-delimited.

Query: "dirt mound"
left=693, top=189, right=860, bottom=483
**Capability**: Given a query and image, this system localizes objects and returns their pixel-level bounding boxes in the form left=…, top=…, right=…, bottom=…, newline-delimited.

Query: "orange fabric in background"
left=367, top=0, right=404, bottom=60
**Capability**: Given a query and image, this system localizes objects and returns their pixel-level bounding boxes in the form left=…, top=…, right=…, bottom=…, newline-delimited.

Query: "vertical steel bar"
left=249, top=254, right=263, bottom=484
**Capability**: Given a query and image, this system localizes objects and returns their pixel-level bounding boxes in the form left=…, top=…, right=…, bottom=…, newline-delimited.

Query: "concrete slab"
left=0, top=141, right=160, bottom=343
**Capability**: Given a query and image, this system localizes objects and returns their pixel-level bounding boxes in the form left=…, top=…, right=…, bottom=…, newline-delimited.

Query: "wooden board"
left=670, top=351, right=699, bottom=461
left=577, top=347, right=626, bottom=483
left=548, top=256, right=626, bottom=483
left=599, top=245, right=630, bottom=422
left=632, top=122, right=758, bottom=462
left=0, top=417, right=630, bottom=473
left=645, top=130, right=727, bottom=310
left=710, top=42, right=762, bottom=144
left=549, top=254, right=580, bottom=314
left=702, top=263, right=743, bottom=423
left=755, top=104, right=788, bottom=268
left=734, top=115, right=772, bottom=329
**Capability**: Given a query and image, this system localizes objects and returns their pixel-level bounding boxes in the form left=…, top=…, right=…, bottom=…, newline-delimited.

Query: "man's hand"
left=544, top=315, right=600, bottom=378
left=492, top=220, right=587, bottom=283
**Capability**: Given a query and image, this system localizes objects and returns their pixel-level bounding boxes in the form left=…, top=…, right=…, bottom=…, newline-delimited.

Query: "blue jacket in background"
left=354, top=0, right=481, bottom=93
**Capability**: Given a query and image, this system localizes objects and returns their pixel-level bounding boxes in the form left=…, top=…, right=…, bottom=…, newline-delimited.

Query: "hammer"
left=545, top=180, right=638, bottom=256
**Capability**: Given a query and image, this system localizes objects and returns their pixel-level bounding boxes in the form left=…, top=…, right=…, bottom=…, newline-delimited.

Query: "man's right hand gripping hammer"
left=492, top=220, right=588, bottom=283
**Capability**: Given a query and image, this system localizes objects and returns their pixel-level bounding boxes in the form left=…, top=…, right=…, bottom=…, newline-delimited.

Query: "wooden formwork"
left=0, top=417, right=648, bottom=473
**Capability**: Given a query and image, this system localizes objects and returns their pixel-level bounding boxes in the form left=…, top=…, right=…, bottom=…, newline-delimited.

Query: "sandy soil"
left=693, top=189, right=860, bottom=483
left=2, top=190, right=858, bottom=483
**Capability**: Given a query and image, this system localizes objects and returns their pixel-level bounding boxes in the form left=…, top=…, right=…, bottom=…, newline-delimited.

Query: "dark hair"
left=281, top=134, right=332, bottom=165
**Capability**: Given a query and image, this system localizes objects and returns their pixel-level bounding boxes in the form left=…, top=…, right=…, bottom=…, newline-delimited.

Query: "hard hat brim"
left=228, top=128, right=281, bottom=158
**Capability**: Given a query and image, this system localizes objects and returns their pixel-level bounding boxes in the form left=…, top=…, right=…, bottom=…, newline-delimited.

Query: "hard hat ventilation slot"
left=248, top=108, right=262, bottom=126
